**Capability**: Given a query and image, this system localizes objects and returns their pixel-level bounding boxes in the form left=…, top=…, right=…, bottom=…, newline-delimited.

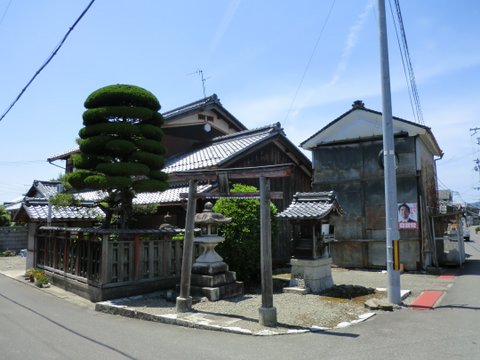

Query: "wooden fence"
left=35, top=227, right=196, bottom=301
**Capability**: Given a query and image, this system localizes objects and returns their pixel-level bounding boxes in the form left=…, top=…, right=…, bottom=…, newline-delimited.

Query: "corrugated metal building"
left=301, top=101, right=443, bottom=270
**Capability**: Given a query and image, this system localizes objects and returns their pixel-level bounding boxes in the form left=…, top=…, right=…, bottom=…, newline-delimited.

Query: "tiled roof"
left=74, top=191, right=107, bottom=202
left=162, top=94, right=221, bottom=119
left=133, top=184, right=213, bottom=205
left=47, top=148, right=80, bottom=163
left=22, top=204, right=104, bottom=221
left=25, top=180, right=62, bottom=198
left=277, top=192, right=343, bottom=220
left=163, top=124, right=280, bottom=173
left=34, top=181, right=60, bottom=198
left=162, top=94, right=246, bottom=131
left=72, top=185, right=213, bottom=205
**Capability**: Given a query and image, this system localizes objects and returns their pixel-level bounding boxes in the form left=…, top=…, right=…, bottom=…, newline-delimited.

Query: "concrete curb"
left=94, top=300, right=377, bottom=336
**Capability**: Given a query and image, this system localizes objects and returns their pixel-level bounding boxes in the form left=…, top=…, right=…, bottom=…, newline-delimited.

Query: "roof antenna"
left=189, top=69, right=210, bottom=99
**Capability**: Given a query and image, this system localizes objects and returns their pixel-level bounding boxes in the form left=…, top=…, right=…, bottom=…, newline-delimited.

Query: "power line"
left=0, top=0, right=96, bottom=123
left=0, top=160, right=45, bottom=166
left=0, top=0, right=13, bottom=27
left=388, top=0, right=424, bottom=125
left=284, top=0, right=336, bottom=123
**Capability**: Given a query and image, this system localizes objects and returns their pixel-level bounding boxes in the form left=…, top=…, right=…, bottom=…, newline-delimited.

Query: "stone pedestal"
left=287, top=257, right=334, bottom=294
left=190, top=262, right=243, bottom=301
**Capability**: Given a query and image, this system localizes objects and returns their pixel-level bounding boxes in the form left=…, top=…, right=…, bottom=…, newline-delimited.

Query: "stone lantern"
left=190, top=202, right=244, bottom=301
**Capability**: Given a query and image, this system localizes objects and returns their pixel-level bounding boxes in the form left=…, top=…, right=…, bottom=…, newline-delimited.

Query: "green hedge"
left=84, top=84, right=160, bottom=111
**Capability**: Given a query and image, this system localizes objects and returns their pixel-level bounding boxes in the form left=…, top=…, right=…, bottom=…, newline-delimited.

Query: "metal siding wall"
left=312, top=136, right=422, bottom=269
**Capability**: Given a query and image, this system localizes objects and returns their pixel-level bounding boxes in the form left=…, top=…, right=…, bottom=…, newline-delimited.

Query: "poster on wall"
left=398, top=202, right=418, bottom=229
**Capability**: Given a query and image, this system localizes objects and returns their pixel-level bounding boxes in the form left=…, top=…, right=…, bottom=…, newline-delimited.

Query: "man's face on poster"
left=399, top=205, right=410, bottom=220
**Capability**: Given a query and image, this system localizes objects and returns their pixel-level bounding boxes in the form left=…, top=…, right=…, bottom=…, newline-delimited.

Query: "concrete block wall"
left=0, top=226, right=28, bottom=252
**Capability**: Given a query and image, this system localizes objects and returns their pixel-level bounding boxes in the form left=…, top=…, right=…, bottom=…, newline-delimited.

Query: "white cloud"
left=208, top=0, right=242, bottom=61
left=328, top=0, right=374, bottom=86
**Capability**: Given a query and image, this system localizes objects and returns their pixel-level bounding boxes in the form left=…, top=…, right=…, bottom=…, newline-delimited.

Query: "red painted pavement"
left=410, top=290, right=444, bottom=310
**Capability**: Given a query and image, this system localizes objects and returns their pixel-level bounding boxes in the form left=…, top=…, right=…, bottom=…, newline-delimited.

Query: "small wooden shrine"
left=277, top=191, right=343, bottom=293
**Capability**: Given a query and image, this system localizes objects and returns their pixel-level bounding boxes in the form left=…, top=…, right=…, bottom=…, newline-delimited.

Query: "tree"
left=66, top=84, right=168, bottom=228
left=213, top=183, right=277, bottom=285
left=0, top=206, right=11, bottom=227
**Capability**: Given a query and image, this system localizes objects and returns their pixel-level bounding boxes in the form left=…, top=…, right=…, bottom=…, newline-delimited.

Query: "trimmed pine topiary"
left=129, top=151, right=165, bottom=168
left=84, top=84, right=160, bottom=111
left=79, top=122, right=140, bottom=139
left=105, top=139, right=137, bottom=156
left=139, top=124, right=163, bottom=140
left=149, top=170, right=169, bottom=181
left=78, top=135, right=112, bottom=154
left=135, top=138, right=166, bottom=155
left=65, top=170, right=93, bottom=188
left=95, top=162, right=150, bottom=177
left=68, top=84, right=168, bottom=229
left=72, top=153, right=105, bottom=170
left=132, top=179, right=169, bottom=193
left=83, top=106, right=159, bottom=126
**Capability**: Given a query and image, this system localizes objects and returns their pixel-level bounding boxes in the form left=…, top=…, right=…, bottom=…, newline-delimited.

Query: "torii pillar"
left=174, top=164, right=292, bottom=327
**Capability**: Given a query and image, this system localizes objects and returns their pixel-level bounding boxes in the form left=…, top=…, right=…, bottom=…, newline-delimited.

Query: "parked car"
left=463, top=226, right=470, bottom=242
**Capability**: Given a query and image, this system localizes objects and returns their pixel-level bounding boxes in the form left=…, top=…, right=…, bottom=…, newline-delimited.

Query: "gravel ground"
left=106, top=288, right=384, bottom=333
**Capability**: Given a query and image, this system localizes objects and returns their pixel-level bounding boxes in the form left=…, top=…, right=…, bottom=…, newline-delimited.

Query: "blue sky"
left=1, top=0, right=479, bottom=204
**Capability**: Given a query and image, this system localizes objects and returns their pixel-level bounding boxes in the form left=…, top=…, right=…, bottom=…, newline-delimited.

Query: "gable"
left=301, top=105, right=442, bottom=157
left=163, top=125, right=277, bottom=174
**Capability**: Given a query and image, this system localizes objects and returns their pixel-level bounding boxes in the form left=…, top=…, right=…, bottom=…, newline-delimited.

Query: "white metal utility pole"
left=377, top=0, right=401, bottom=304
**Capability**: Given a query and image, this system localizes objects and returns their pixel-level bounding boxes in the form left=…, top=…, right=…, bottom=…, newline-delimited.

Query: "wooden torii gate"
left=169, top=163, right=293, bottom=327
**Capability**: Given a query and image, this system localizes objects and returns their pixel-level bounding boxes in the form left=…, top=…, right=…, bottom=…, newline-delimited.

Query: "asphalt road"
left=1, top=241, right=480, bottom=359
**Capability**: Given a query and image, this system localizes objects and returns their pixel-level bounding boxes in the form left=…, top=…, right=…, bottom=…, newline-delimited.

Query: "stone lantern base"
left=191, top=261, right=244, bottom=301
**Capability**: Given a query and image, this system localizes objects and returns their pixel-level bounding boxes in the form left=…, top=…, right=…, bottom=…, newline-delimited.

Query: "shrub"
left=0, top=205, right=11, bottom=226
left=0, top=249, right=16, bottom=257
left=213, top=183, right=277, bottom=285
